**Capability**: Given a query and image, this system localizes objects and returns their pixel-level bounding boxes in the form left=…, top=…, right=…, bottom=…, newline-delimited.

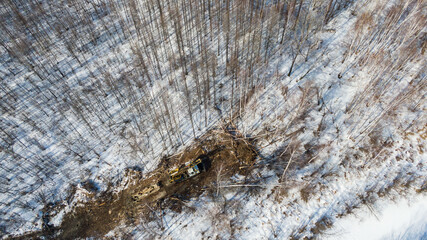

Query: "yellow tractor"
left=168, top=157, right=207, bottom=184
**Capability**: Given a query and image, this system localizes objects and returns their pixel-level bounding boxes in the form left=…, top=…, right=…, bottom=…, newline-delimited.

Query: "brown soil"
left=54, top=128, right=257, bottom=239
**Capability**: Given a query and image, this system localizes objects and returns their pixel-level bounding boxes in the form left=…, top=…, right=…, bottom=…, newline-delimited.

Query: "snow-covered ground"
left=325, top=194, right=427, bottom=240
left=1, top=0, right=425, bottom=238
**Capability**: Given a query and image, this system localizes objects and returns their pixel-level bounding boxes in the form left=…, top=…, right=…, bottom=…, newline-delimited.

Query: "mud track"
left=51, top=129, right=258, bottom=239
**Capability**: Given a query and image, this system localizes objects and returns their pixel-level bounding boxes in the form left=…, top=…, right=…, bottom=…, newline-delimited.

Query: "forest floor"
left=1, top=0, right=425, bottom=239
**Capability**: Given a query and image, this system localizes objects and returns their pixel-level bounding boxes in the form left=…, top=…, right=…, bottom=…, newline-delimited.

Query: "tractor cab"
left=169, top=157, right=206, bottom=184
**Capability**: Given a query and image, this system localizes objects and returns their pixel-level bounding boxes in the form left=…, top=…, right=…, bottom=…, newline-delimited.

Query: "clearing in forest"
left=37, top=128, right=258, bottom=239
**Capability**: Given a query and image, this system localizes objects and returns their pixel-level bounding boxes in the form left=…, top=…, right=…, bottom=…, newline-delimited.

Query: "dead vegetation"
left=311, top=216, right=333, bottom=235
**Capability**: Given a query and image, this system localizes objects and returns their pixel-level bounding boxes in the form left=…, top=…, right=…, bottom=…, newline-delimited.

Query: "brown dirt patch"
left=54, top=128, right=257, bottom=239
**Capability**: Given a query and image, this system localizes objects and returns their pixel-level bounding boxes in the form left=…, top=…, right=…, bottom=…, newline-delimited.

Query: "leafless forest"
left=0, top=0, right=353, bottom=187
left=0, top=0, right=425, bottom=238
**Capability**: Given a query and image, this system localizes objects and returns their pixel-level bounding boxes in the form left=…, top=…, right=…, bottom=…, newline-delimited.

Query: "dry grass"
left=300, top=183, right=317, bottom=203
